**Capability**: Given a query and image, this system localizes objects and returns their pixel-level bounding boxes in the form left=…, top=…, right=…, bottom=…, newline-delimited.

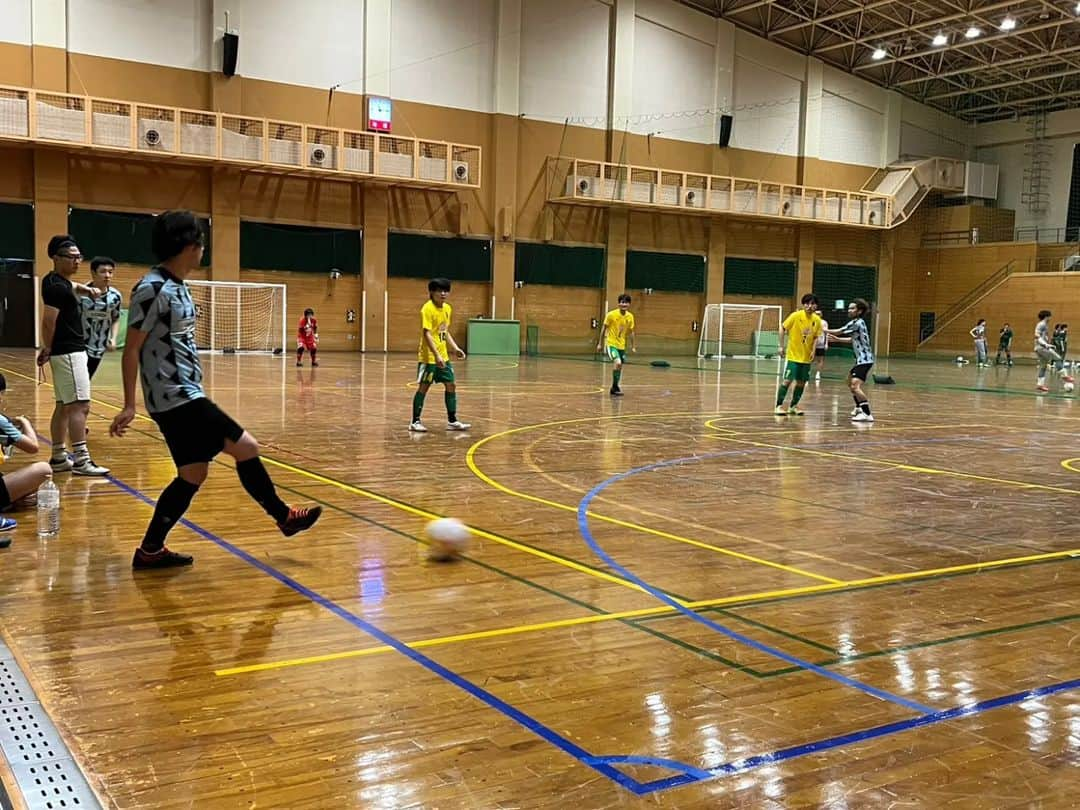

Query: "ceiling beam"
left=926, top=66, right=1080, bottom=100
left=895, top=44, right=1080, bottom=86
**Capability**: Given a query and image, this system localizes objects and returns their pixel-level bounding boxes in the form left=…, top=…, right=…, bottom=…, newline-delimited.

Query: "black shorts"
left=151, top=398, right=244, bottom=467
left=850, top=363, right=873, bottom=382
left=87, top=355, right=102, bottom=379
left=0, top=475, right=10, bottom=510
left=814, top=348, right=826, bottom=358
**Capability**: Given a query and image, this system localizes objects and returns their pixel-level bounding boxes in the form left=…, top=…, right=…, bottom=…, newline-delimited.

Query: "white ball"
left=425, top=517, right=471, bottom=561
left=1065, top=381, right=1075, bottom=393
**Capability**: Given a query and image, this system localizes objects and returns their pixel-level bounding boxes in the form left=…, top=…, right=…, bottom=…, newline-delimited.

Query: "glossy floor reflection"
left=0, top=349, right=1076, bottom=808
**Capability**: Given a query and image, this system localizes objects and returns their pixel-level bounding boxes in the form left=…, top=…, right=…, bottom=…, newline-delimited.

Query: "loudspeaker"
left=718, top=114, right=733, bottom=148
left=223, top=32, right=239, bottom=77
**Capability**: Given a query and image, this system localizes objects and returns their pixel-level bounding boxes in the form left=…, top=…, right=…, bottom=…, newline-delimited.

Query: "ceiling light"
left=965, top=26, right=982, bottom=38
left=1076, top=2, right=1080, bottom=14
left=999, top=16, right=1016, bottom=31
left=932, top=32, right=948, bottom=46
left=872, top=47, right=887, bottom=60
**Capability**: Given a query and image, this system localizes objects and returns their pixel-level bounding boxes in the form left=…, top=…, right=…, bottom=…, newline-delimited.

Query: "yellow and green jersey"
left=418, top=300, right=452, bottom=364
left=781, top=309, right=822, bottom=365
left=603, top=309, right=635, bottom=350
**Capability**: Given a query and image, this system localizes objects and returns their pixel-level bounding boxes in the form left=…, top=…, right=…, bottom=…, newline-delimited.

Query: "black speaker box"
left=718, top=114, right=733, bottom=148
left=223, top=32, right=239, bottom=77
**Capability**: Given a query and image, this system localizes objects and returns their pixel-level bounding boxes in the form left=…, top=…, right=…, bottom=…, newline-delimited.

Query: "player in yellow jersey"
left=775, top=293, right=822, bottom=415
left=410, top=278, right=470, bottom=432
left=596, top=293, right=636, bottom=396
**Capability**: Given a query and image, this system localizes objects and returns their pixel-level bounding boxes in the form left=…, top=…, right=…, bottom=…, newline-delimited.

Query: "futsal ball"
left=1065, top=381, right=1075, bottom=393
left=425, top=517, right=471, bottom=561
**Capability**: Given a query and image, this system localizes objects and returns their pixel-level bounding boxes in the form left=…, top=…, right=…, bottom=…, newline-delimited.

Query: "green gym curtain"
left=388, top=232, right=492, bottom=281
left=812, top=263, right=877, bottom=329
left=723, top=257, right=797, bottom=296
left=0, top=203, right=33, bottom=260
left=240, top=221, right=360, bottom=273
left=69, top=208, right=212, bottom=266
left=625, top=250, right=706, bottom=293
left=514, top=242, right=604, bottom=287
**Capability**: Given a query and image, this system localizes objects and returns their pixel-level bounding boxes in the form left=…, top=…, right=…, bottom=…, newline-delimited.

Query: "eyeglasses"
left=58, top=253, right=82, bottom=261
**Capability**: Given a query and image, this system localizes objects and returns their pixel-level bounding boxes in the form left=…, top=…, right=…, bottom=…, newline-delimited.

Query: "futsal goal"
left=697, top=303, right=783, bottom=359
left=188, top=280, right=287, bottom=353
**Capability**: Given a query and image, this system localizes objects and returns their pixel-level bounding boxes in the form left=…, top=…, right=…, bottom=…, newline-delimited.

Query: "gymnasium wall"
left=0, top=0, right=977, bottom=355
left=917, top=272, right=1080, bottom=356
left=975, top=111, right=1078, bottom=235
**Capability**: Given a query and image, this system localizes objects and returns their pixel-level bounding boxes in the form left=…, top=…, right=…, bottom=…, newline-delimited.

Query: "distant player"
left=296, top=307, right=319, bottom=367
left=110, top=210, right=322, bottom=569
left=994, top=323, right=1013, bottom=366
left=597, top=293, right=636, bottom=396
left=826, top=298, right=875, bottom=422
left=813, top=307, right=828, bottom=381
left=80, top=256, right=123, bottom=378
left=410, top=278, right=470, bottom=433
left=969, top=318, right=988, bottom=367
left=775, top=293, right=822, bottom=415
left=1034, top=310, right=1072, bottom=393
left=0, top=373, right=53, bottom=543
left=1054, top=323, right=1069, bottom=371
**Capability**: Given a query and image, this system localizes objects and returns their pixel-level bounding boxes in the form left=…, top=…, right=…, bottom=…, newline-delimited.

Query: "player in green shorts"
left=597, top=293, right=636, bottom=396
left=410, top=278, right=470, bottom=433
left=775, top=293, right=823, bottom=416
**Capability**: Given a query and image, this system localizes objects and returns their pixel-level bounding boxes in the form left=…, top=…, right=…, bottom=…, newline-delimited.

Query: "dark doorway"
left=0, top=260, right=37, bottom=347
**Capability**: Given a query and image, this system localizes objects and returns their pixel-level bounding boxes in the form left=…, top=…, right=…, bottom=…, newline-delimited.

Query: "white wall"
left=68, top=0, right=212, bottom=72
left=390, top=0, right=495, bottom=112
left=520, top=0, right=610, bottom=126
left=0, top=0, right=31, bottom=45
left=239, top=0, right=364, bottom=91
left=630, top=12, right=715, bottom=142
left=976, top=111, right=1080, bottom=232
left=731, top=56, right=801, bottom=156
left=818, top=66, right=885, bottom=167
left=900, top=97, right=972, bottom=161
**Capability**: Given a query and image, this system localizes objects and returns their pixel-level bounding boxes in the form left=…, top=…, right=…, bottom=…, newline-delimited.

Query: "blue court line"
left=104, top=475, right=644, bottom=794
left=634, top=676, right=1080, bottom=794
left=577, top=453, right=936, bottom=715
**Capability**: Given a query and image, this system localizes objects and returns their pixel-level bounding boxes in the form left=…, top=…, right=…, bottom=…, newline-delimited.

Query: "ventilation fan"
left=311, top=147, right=327, bottom=164
left=781, top=200, right=791, bottom=214
left=144, top=128, right=161, bottom=146
left=577, top=178, right=591, bottom=193
left=451, top=161, right=469, bottom=182
left=685, top=190, right=696, bottom=204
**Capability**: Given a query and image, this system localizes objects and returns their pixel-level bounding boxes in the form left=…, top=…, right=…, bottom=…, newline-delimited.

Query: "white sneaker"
left=50, top=457, right=73, bottom=473
left=409, top=421, right=428, bottom=433
left=852, top=412, right=875, bottom=422
left=447, top=420, right=471, bottom=431
left=815, top=372, right=821, bottom=380
left=850, top=407, right=860, bottom=417
left=72, top=459, right=110, bottom=476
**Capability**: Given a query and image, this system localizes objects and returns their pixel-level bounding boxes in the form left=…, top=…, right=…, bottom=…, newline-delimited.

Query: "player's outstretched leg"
left=226, top=432, right=322, bottom=536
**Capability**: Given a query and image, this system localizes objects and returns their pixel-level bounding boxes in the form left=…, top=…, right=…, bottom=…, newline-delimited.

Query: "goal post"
left=187, top=280, right=287, bottom=354
left=698, top=303, right=783, bottom=359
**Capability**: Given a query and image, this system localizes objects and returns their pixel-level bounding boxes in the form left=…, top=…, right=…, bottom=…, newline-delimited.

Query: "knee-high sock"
left=445, top=392, right=457, bottom=422
left=141, top=478, right=200, bottom=552
left=790, top=384, right=805, bottom=406
left=236, top=457, right=290, bottom=523
left=412, top=391, right=426, bottom=421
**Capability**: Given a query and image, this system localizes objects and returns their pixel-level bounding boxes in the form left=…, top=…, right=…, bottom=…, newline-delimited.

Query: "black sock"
left=236, top=457, right=290, bottom=523
left=141, top=478, right=200, bottom=552
left=860, top=401, right=872, bottom=415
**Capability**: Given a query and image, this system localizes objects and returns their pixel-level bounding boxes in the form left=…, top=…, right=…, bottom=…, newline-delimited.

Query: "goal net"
left=698, top=303, right=783, bottom=359
left=187, top=280, right=287, bottom=353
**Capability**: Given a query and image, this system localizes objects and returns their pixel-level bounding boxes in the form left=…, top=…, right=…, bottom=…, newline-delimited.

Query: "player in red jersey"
left=297, top=308, right=319, bottom=367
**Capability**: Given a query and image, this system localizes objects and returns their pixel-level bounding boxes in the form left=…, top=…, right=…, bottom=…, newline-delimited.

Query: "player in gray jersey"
left=1034, top=310, right=1074, bottom=392
left=110, top=210, right=322, bottom=569
left=826, top=298, right=876, bottom=422
left=80, top=257, right=123, bottom=378
left=969, top=319, right=988, bottom=367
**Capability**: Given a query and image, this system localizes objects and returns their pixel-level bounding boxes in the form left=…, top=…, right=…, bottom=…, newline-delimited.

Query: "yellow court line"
left=709, top=423, right=990, bottom=438
left=2, top=364, right=654, bottom=598
left=216, top=545, right=1080, bottom=676
left=465, top=415, right=844, bottom=585
left=711, top=434, right=1080, bottom=496
left=519, top=432, right=882, bottom=577
left=1063, top=458, right=1080, bottom=473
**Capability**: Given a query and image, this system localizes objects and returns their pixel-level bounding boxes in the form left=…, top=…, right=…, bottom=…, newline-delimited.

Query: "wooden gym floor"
left=0, top=348, right=1076, bottom=808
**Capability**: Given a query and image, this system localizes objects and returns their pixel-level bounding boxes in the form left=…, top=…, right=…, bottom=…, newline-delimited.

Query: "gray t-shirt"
left=127, top=267, right=205, bottom=415
left=839, top=317, right=875, bottom=365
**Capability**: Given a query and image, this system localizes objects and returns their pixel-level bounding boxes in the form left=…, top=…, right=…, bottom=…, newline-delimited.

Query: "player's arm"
left=110, top=328, right=147, bottom=437
left=446, top=330, right=466, bottom=359
left=423, top=328, right=446, bottom=367
left=969, top=326, right=978, bottom=338
left=107, top=299, right=121, bottom=350
left=38, top=306, right=59, bottom=365
left=628, top=325, right=636, bottom=353
left=596, top=322, right=609, bottom=352
left=1, top=415, right=39, bottom=454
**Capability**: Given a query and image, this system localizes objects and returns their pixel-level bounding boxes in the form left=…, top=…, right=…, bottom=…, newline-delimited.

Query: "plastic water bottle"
left=37, top=475, right=60, bottom=539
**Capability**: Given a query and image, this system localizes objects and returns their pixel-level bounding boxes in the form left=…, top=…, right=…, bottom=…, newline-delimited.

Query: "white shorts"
left=50, top=352, right=91, bottom=404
